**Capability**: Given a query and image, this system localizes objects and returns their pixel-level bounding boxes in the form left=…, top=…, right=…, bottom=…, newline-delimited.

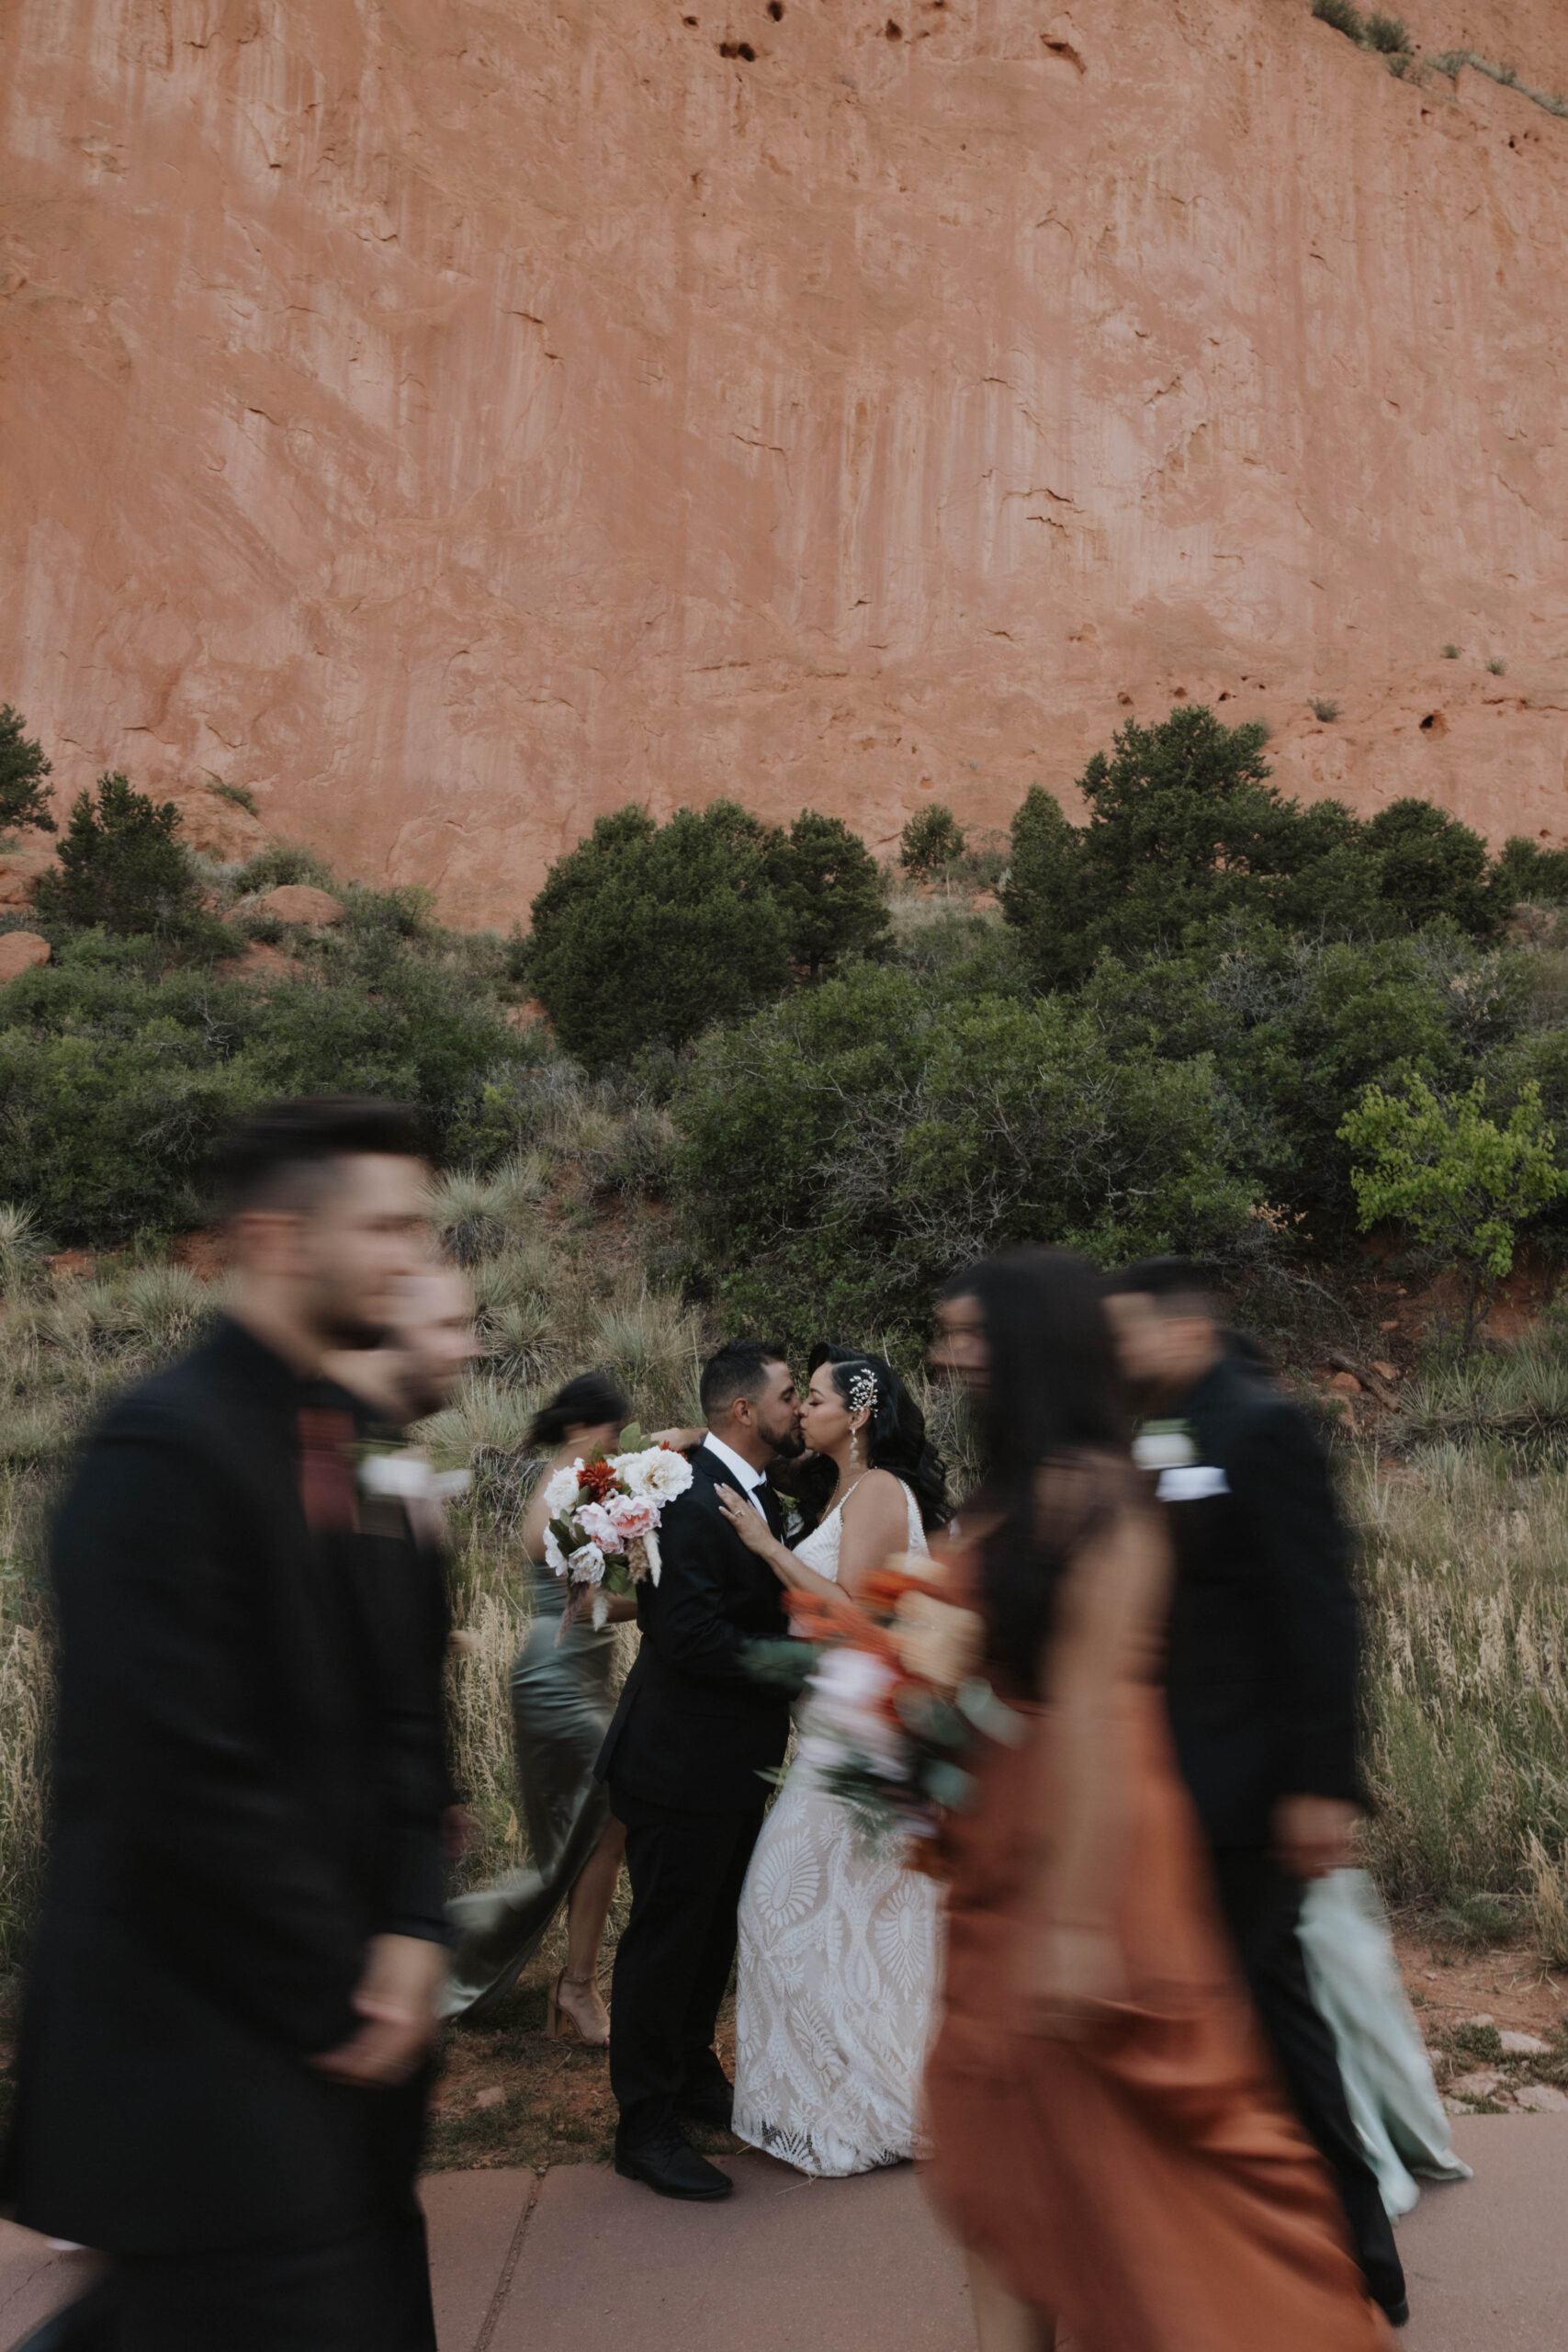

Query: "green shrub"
left=0, top=706, right=54, bottom=835
left=674, top=964, right=1254, bottom=1342
left=527, top=801, right=889, bottom=1070
left=1364, top=12, right=1412, bottom=56
left=999, top=707, right=1383, bottom=986
left=231, top=842, right=337, bottom=895
left=1312, top=0, right=1364, bottom=37
left=1364, top=797, right=1496, bottom=936
left=1340, top=1075, right=1566, bottom=1349
left=1487, top=657, right=1508, bottom=677
left=209, top=779, right=259, bottom=815
left=32, top=773, right=205, bottom=940
left=1082, top=925, right=1512, bottom=1220
left=1309, top=697, right=1342, bottom=723
left=528, top=803, right=790, bottom=1069
left=0, top=927, right=539, bottom=1238
left=765, top=810, right=891, bottom=976
left=1000, top=709, right=1520, bottom=987
left=1492, top=838, right=1568, bottom=910
left=899, top=804, right=966, bottom=883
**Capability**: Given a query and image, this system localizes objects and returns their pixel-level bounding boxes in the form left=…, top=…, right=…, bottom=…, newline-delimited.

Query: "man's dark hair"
left=1102, top=1256, right=1219, bottom=1317
left=700, top=1338, right=789, bottom=1422
left=212, top=1096, right=426, bottom=1216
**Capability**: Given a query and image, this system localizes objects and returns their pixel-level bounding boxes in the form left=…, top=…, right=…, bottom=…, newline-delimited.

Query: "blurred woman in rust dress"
left=923, top=1250, right=1385, bottom=2352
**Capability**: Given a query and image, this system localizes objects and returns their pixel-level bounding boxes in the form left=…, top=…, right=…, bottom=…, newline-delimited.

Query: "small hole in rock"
left=886, top=17, right=903, bottom=34
left=684, top=12, right=697, bottom=21
left=768, top=1, right=784, bottom=16
left=738, top=40, right=756, bottom=57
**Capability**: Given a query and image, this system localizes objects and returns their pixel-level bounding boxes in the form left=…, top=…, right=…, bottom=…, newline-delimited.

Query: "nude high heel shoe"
left=547, top=1968, right=611, bottom=2047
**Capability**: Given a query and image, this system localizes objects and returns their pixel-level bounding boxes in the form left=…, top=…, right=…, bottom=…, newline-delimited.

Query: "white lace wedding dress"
left=732, top=1480, right=942, bottom=2177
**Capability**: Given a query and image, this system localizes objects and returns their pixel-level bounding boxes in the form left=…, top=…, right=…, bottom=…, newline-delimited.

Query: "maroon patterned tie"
left=296, top=1408, right=360, bottom=1534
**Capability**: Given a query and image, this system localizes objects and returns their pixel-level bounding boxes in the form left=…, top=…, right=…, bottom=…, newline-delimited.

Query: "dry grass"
left=1353, top=1442, right=1568, bottom=1916
left=7, top=1076, right=1568, bottom=1966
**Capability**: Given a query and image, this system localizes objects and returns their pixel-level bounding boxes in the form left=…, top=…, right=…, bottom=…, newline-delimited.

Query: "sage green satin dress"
left=442, top=1567, right=620, bottom=2018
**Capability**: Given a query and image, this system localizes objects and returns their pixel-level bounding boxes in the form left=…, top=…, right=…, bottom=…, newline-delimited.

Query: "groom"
left=598, top=1340, right=804, bottom=2200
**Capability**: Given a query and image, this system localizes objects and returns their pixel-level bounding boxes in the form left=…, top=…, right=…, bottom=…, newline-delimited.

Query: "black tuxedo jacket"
left=596, top=1444, right=791, bottom=1815
left=1159, top=1354, right=1364, bottom=1849
left=6, top=1318, right=447, bottom=2256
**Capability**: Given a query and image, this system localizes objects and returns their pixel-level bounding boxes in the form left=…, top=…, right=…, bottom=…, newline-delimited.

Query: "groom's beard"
left=764, top=1424, right=807, bottom=1464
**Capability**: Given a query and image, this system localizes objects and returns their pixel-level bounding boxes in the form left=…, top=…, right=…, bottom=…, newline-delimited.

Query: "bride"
left=716, top=1346, right=950, bottom=2177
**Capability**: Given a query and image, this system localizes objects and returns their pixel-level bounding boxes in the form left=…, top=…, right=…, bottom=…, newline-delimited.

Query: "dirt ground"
left=427, top=1957, right=739, bottom=2174
left=1, top=1914, right=1563, bottom=2181
left=422, top=1913, right=1568, bottom=2175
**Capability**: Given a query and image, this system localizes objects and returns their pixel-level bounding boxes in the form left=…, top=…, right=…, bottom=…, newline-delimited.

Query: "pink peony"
left=604, top=1492, right=659, bottom=1541
left=577, top=1502, right=626, bottom=1555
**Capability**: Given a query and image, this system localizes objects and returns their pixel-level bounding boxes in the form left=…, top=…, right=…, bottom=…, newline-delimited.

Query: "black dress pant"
left=19, top=2081, right=436, bottom=2352
left=607, top=1792, right=764, bottom=2147
left=1210, top=1847, right=1406, bottom=2313
left=21, top=2213, right=434, bottom=2352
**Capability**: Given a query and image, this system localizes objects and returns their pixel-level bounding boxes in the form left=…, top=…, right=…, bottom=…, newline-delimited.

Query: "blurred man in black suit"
left=598, top=1340, right=804, bottom=2202
left=1104, top=1259, right=1407, bottom=2328
left=7, top=1099, right=449, bottom=2351
left=329, top=1264, right=483, bottom=1868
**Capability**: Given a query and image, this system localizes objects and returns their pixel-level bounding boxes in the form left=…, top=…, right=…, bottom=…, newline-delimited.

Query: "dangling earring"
left=850, top=1421, right=863, bottom=1468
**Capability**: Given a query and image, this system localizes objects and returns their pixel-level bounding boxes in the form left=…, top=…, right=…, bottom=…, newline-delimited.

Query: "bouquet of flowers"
left=539, top=1426, right=694, bottom=1634
left=753, top=1557, right=1021, bottom=1868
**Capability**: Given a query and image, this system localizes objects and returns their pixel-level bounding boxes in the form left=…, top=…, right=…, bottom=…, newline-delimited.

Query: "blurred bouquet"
left=753, top=1558, right=1020, bottom=1870
left=540, top=1426, right=694, bottom=1634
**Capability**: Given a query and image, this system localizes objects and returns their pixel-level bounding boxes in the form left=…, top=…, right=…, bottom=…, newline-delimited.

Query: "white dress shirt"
left=702, top=1431, right=769, bottom=1496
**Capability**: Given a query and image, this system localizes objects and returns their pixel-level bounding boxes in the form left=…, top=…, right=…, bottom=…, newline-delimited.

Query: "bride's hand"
left=716, top=1484, right=776, bottom=1556
left=1013, top=1917, right=1128, bottom=2041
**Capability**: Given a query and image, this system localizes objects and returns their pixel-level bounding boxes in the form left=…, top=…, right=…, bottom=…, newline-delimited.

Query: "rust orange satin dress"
left=922, top=1682, right=1386, bottom=2352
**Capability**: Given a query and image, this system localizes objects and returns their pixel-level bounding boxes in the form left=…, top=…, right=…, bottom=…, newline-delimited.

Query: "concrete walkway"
left=4, top=2116, right=1565, bottom=2349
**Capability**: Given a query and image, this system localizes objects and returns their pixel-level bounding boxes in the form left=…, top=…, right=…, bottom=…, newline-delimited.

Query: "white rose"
left=614, top=1446, right=694, bottom=1505
left=566, top=1541, right=606, bottom=1587
left=543, top=1460, right=585, bottom=1517
left=544, top=1525, right=567, bottom=1575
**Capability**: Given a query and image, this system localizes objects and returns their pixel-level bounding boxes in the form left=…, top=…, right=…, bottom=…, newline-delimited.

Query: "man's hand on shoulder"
left=310, top=1932, right=446, bottom=2086
left=1272, top=1792, right=1360, bottom=1881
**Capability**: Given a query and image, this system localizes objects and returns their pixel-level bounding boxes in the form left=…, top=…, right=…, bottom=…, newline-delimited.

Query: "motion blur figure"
left=6, top=1100, right=450, bottom=2352
left=442, top=1371, right=637, bottom=2041
left=1103, top=1259, right=1407, bottom=2327
left=327, top=1264, right=484, bottom=1868
left=921, top=1250, right=1383, bottom=2352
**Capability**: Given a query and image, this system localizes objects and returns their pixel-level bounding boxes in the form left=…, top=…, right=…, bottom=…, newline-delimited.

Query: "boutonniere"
left=1131, top=1418, right=1197, bottom=1473
left=357, top=1443, right=470, bottom=1504
left=768, top=1487, right=805, bottom=1543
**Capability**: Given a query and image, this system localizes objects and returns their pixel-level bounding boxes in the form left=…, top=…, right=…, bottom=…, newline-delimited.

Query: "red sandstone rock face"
left=246, top=883, right=344, bottom=927
left=4, top=3, right=1568, bottom=927
left=0, top=931, right=51, bottom=983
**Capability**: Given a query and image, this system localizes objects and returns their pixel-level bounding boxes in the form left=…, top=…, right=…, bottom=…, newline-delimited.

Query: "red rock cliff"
left=3, top=1, right=1567, bottom=923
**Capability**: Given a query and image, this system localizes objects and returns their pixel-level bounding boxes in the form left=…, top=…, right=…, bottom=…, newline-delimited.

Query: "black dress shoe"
left=680, top=2080, right=735, bottom=2132
left=1377, top=2298, right=1410, bottom=2330
left=615, top=2126, right=733, bottom=2201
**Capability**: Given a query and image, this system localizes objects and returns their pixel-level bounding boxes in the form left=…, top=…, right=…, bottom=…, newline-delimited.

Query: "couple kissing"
left=596, top=1337, right=948, bottom=2200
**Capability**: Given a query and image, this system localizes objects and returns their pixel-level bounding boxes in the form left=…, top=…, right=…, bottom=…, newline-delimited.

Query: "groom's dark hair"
left=701, top=1339, right=789, bottom=1421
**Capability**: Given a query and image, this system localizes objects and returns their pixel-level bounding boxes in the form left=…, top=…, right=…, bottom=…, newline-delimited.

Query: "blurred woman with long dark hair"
left=716, top=1346, right=949, bottom=2175
left=922, top=1251, right=1383, bottom=2352
left=445, top=1372, right=637, bottom=2041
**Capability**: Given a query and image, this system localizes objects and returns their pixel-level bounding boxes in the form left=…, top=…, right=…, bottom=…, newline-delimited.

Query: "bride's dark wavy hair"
left=788, top=1343, right=950, bottom=1534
